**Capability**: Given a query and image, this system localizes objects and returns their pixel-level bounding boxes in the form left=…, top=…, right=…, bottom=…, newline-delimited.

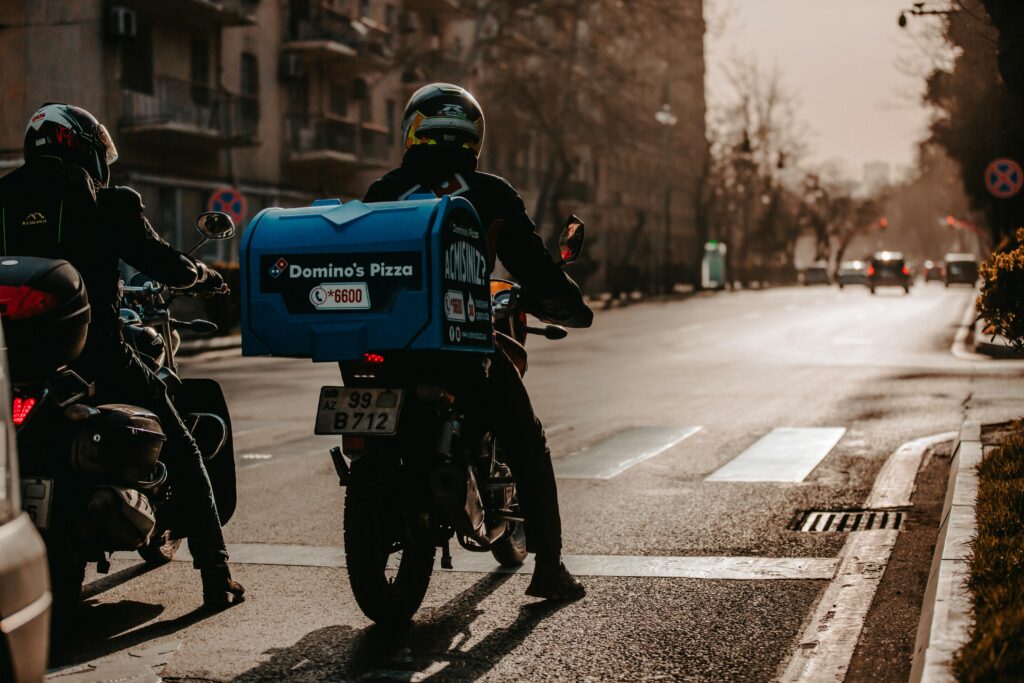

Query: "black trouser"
left=458, top=347, right=563, bottom=559
left=74, top=342, right=228, bottom=568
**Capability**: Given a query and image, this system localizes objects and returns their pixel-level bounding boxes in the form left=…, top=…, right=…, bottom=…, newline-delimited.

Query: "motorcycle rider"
left=364, top=84, right=593, bottom=600
left=0, top=103, right=244, bottom=609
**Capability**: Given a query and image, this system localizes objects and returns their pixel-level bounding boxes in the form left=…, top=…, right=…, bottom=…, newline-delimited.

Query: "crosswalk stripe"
left=553, top=426, right=701, bottom=479
left=106, top=544, right=837, bottom=581
left=705, top=427, right=846, bottom=482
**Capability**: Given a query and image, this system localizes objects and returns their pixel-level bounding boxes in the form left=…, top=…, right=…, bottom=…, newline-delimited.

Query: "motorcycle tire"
left=343, top=461, right=434, bottom=625
left=490, top=520, right=527, bottom=567
left=138, top=529, right=182, bottom=566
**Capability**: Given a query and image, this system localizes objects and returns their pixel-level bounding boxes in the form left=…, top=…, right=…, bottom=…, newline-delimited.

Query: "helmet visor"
left=97, top=124, right=118, bottom=165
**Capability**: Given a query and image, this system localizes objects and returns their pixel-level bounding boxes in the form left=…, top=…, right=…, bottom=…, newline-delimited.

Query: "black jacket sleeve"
left=100, top=187, right=199, bottom=288
left=491, top=179, right=593, bottom=328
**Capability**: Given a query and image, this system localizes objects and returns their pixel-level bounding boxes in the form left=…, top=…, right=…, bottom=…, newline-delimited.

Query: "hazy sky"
left=705, top=0, right=945, bottom=180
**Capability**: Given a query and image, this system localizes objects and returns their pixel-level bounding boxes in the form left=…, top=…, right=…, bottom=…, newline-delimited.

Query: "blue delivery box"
left=240, top=195, right=494, bottom=361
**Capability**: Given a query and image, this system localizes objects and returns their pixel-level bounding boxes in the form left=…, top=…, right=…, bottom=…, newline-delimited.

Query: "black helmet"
left=24, top=103, right=118, bottom=186
left=401, top=83, right=484, bottom=158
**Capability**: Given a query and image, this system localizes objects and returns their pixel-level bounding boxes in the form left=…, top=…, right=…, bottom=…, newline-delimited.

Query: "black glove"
left=194, top=261, right=228, bottom=294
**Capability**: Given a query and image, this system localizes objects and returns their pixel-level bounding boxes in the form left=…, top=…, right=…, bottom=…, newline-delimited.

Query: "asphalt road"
left=50, top=282, right=1024, bottom=682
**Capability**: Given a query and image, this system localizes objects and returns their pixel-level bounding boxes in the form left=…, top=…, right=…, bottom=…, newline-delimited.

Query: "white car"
left=0, top=321, right=50, bottom=682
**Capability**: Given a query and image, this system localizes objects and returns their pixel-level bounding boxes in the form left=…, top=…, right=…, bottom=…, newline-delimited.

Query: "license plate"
left=314, top=387, right=404, bottom=435
left=21, top=478, right=53, bottom=530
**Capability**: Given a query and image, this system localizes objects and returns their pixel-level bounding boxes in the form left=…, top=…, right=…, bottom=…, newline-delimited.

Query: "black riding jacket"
left=0, top=156, right=199, bottom=358
left=365, top=159, right=593, bottom=328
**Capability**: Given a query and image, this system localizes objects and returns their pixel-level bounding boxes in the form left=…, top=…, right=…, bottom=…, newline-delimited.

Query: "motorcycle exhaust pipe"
left=428, top=463, right=488, bottom=544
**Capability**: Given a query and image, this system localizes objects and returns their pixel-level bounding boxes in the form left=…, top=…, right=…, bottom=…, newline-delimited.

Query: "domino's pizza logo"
left=269, top=257, right=288, bottom=279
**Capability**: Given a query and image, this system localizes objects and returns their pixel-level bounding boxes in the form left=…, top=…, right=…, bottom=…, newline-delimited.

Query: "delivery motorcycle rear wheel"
left=343, top=460, right=434, bottom=625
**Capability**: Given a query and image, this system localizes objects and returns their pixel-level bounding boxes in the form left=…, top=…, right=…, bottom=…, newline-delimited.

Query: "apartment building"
left=0, top=0, right=706, bottom=289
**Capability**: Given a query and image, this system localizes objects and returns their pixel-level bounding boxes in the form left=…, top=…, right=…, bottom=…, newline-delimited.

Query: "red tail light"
left=12, top=397, right=37, bottom=425
left=867, top=265, right=875, bottom=276
left=0, top=285, right=59, bottom=320
left=901, top=265, right=910, bottom=276
left=363, top=352, right=385, bottom=364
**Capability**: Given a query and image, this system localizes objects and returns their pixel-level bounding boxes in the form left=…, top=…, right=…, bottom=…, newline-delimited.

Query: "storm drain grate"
left=797, top=509, right=904, bottom=532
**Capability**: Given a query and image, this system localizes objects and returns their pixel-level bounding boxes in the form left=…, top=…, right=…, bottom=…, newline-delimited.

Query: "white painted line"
left=106, top=544, right=837, bottom=580
left=705, top=427, right=846, bottom=483
left=779, top=432, right=955, bottom=682
left=554, top=426, right=701, bottom=479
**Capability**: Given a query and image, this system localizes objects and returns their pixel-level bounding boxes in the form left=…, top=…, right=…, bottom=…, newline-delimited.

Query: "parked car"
left=867, top=251, right=911, bottom=294
left=923, top=260, right=944, bottom=282
left=836, top=260, right=868, bottom=288
left=0, top=323, right=50, bottom=682
left=801, top=264, right=830, bottom=286
left=944, top=253, right=979, bottom=286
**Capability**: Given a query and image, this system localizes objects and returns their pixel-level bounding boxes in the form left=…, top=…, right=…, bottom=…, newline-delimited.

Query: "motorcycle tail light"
left=12, top=396, right=37, bottom=426
left=867, top=265, right=875, bottom=276
left=517, top=311, right=527, bottom=327
left=343, top=436, right=366, bottom=454
left=363, top=353, right=385, bottom=364
left=0, top=285, right=59, bottom=320
left=902, top=265, right=910, bottom=276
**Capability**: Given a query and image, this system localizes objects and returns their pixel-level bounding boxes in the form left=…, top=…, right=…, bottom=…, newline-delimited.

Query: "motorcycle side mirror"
left=557, top=214, right=585, bottom=266
left=196, top=212, right=236, bottom=240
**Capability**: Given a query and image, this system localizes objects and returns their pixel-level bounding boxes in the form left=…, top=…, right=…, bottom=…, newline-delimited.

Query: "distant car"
left=801, top=264, right=830, bottom=286
left=923, top=260, right=944, bottom=282
left=868, top=251, right=911, bottom=294
left=836, top=260, right=868, bottom=288
left=0, top=324, right=50, bottom=682
left=944, top=253, right=979, bottom=286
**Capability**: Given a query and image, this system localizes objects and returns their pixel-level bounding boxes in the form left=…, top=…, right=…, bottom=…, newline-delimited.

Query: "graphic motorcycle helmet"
left=24, top=103, right=118, bottom=186
left=401, top=83, right=485, bottom=158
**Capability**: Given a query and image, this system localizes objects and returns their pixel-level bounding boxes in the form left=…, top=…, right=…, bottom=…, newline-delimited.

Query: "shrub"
left=977, top=228, right=1024, bottom=350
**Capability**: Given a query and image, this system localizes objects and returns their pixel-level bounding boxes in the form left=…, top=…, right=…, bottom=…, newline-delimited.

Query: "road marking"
left=553, top=426, right=701, bottom=479
left=705, top=427, right=846, bottom=482
left=106, top=544, right=838, bottom=580
left=778, top=432, right=955, bottom=683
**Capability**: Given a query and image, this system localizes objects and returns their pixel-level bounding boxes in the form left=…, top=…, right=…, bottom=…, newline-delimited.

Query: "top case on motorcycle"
left=240, top=195, right=495, bottom=361
left=70, top=404, right=166, bottom=485
left=0, top=256, right=90, bottom=383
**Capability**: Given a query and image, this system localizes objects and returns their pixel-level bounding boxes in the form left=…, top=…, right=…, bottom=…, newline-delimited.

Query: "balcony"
left=120, top=77, right=259, bottom=148
left=282, top=5, right=393, bottom=69
left=284, top=115, right=393, bottom=171
left=128, top=0, right=258, bottom=28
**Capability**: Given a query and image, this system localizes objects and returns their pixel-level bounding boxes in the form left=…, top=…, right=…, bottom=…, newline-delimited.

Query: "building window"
left=121, top=22, right=153, bottom=93
left=191, top=38, right=211, bottom=105
left=289, top=77, right=309, bottom=117
left=358, top=0, right=370, bottom=18
left=241, top=52, right=260, bottom=128
left=386, top=98, right=395, bottom=144
left=330, top=83, right=349, bottom=117
left=353, top=78, right=371, bottom=121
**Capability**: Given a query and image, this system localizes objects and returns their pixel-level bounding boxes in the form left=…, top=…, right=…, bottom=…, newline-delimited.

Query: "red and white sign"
left=985, top=158, right=1024, bottom=199
left=208, top=186, right=248, bottom=225
left=309, top=283, right=370, bottom=310
left=444, top=290, right=466, bottom=322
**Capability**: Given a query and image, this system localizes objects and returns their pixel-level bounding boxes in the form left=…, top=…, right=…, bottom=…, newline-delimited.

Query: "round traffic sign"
left=207, top=186, right=248, bottom=225
left=985, top=158, right=1023, bottom=199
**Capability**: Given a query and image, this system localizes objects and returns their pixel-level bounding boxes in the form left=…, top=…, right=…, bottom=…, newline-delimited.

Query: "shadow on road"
left=233, top=573, right=568, bottom=681
left=52, top=599, right=215, bottom=667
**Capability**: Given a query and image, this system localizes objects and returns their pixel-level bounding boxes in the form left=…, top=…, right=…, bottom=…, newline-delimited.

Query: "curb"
left=909, top=419, right=981, bottom=683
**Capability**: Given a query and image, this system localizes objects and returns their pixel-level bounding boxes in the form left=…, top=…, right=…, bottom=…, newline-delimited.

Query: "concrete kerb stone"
left=909, top=419, right=982, bottom=683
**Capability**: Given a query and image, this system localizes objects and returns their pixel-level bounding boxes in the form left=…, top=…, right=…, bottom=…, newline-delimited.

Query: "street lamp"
left=655, top=102, right=678, bottom=293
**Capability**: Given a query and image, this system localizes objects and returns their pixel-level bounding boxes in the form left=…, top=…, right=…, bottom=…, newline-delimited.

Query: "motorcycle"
left=323, top=215, right=586, bottom=625
left=7, top=211, right=237, bottom=613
